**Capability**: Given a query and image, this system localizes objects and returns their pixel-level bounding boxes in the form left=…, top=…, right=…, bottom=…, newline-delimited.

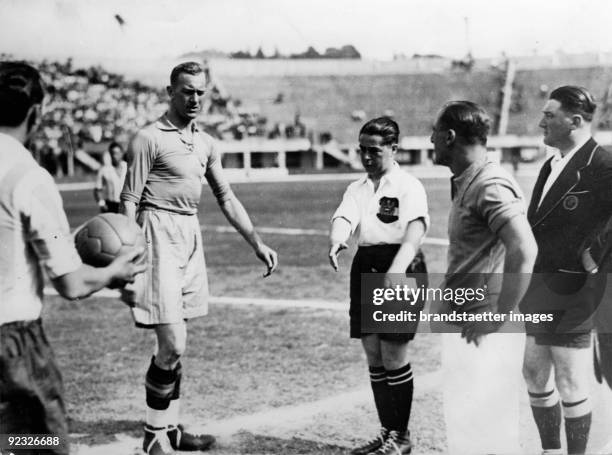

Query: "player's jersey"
left=121, top=115, right=231, bottom=215
left=332, top=162, right=429, bottom=246
left=0, top=133, right=82, bottom=324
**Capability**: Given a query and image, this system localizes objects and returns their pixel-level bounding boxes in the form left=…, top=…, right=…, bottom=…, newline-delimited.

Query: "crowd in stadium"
left=12, top=57, right=306, bottom=176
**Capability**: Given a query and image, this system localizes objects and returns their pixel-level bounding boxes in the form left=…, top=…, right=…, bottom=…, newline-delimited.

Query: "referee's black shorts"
left=349, top=244, right=427, bottom=341
left=0, top=318, right=69, bottom=455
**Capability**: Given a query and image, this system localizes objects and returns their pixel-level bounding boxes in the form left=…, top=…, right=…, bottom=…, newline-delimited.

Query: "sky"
left=1, top=0, right=612, bottom=63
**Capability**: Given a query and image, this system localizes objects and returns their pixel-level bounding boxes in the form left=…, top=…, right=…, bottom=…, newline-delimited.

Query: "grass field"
left=51, top=173, right=612, bottom=454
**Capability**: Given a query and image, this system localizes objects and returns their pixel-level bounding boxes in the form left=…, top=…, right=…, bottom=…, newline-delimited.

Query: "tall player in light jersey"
left=120, top=62, right=278, bottom=455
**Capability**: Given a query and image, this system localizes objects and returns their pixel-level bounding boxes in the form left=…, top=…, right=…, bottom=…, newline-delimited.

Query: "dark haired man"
left=329, top=117, right=429, bottom=454
left=521, top=85, right=612, bottom=455
left=94, top=141, right=127, bottom=213
left=0, top=62, right=144, bottom=454
left=431, top=101, right=537, bottom=454
left=121, top=61, right=278, bottom=455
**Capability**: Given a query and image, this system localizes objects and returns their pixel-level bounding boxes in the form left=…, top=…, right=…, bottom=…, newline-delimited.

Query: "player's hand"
left=328, top=242, right=348, bottom=271
left=255, top=243, right=278, bottom=277
left=461, top=320, right=503, bottom=346
left=108, top=247, right=147, bottom=288
left=383, top=272, right=410, bottom=290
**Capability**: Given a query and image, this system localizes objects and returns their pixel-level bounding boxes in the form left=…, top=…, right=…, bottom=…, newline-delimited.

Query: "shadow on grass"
left=68, top=418, right=143, bottom=445
left=232, top=431, right=347, bottom=455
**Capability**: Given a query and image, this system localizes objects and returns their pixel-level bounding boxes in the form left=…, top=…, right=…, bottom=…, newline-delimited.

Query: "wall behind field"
left=91, top=55, right=612, bottom=144
left=511, top=66, right=612, bottom=135
left=222, top=66, right=612, bottom=143
left=223, top=72, right=502, bottom=143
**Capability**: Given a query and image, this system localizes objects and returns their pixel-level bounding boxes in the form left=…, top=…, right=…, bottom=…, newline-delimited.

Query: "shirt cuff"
left=120, top=192, right=140, bottom=203
left=489, top=206, right=523, bottom=234
left=34, top=237, right=83, bottom=279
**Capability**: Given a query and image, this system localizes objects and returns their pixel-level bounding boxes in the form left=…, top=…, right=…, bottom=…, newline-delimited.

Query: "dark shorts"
left=532, top=331, right=592, bottom=349
left=103, top=200, right=120, bottom=213
left=0, top=319, right=69, bottom=455
left=349, top=244, right=427, bottom=341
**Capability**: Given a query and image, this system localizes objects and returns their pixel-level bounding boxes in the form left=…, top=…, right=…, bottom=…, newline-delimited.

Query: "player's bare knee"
left=361, top=335, right=383, bottom=366
left=156, top=342, right=185, bottom=366
left=381, top=342, right=410, bottom=370
left=555, top=371, right=588, bottom=400
left=522, top=361, right=548, bottom=389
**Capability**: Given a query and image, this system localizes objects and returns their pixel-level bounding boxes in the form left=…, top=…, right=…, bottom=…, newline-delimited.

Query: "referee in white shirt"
left=329, top=117, right=428, bottom=455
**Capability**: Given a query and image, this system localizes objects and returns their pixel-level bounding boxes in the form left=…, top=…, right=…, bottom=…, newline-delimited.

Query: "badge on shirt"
left=377, top=197, right=399, bottom=223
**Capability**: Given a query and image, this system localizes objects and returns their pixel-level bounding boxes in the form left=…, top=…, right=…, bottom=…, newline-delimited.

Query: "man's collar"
left=155, top=114, right=200, bottom=132
left=360, top=161, right=401, bottom=185
left=451, top=159, right=487, bottom=200
left=552, top=135, right=590, bottom=164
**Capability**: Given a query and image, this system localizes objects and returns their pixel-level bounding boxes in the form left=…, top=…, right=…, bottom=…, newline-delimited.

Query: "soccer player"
left=0, top=61, right=145, bottom=455
left=520, top=86, right=612, bottom=455
left=120, top=62, right=278, bottom=455
left=93, top=141, right=127, bottom=213
left=329, top=117, right=428, bottom=455
left=430, top=101, right=537, bottom=454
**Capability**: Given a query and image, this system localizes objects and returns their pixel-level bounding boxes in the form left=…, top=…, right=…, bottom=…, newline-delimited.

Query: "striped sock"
left=529, top=389, right=562, bottom=451
left=369, top=365, right=392, bottom=430
left=145, top=357, right=176, bottom=428
left=386, top=363, right=414, bottom=432
left=563, top=398, right=592, bottom=455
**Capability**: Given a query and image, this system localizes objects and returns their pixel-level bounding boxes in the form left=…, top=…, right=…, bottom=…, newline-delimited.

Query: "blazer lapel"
left=528, top=157, right=553, bottom=223
left=531, top=138, right=596, bottom=227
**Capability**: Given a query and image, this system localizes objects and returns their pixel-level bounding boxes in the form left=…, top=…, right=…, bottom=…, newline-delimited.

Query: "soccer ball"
left=74, top=213, right=146, bottom=267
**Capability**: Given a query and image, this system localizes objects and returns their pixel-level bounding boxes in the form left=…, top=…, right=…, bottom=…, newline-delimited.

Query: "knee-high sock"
left=369, top=366, right=393, bottom=430
left=563, top=398, right=592, bottom=455
left=145, top=356, right=177, bottom=428
left=529, top=389, right=562, bottom=451
left=386, top=363, right=414, bottom=433
left=167, top=361, right=182, bottom=428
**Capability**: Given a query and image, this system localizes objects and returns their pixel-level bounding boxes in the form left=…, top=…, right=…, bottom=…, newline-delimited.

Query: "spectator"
left=93, top=141, right=127, bottom=213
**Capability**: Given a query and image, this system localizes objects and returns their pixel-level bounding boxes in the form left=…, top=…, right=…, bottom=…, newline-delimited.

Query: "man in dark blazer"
left=520, top=86, right=612, bottom=455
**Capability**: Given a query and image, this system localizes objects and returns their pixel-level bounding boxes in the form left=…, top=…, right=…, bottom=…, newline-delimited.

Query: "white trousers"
left=442, top=332, right=525, bottom=454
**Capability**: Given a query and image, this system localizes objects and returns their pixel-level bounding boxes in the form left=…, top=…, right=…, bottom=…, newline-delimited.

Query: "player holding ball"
left=120, top=62, right=278, bottom=455
left=0, top=61, right=145, bottom=455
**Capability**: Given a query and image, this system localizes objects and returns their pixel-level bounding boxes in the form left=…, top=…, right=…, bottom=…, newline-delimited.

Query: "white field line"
left=44, top=287, right=347, bottom=310
left=56, top=165, right=539, bottom=193
left=599, top=438, right=612, bottom=454
left=194, top=369, right=443, bottom=438
left=72, top=369, right=443, bottom=455
left=57, top=170, right=448, bottom=193
left=203, top=224, right=450, bottom=246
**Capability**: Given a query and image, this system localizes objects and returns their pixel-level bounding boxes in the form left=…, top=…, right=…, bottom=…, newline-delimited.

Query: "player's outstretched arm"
left=51, top=248, right=146, bottom=300
left=218, top=193, right=278, bottom=277
left=328, top=217, right=351, bottom=271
